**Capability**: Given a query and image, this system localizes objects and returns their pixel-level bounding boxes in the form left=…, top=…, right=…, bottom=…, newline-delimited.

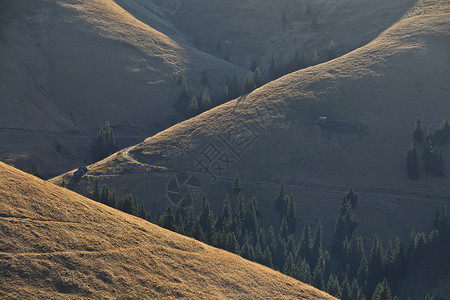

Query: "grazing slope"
left=0, top=162, right=336, bottom=299
left=0, top=0, right=246, bottom=176
left=52, top=0, right=450, bottom=244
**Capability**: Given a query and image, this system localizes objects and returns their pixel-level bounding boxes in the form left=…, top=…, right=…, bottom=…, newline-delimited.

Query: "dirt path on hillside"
left=122, top=148, right=450, bottom=205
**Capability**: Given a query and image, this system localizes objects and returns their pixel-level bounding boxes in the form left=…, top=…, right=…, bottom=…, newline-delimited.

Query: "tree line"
left=407, top=118, right=449, bottom=179
left=87, top=178, right=448, bottom=300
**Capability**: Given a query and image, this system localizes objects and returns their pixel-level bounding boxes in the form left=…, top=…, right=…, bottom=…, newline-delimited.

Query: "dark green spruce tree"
left=413, top=119, right=424, bottom=144
left=93, top=121, right=116, bottom=161
left=407, top=144, right=420, bottom=180
left=327, top=40, right=336, bottom=60
left=243, top=72, right=256, bottom=94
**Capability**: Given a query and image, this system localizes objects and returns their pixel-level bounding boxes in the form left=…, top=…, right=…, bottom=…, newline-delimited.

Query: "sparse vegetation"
left=93, top=121, right=116, bottom=162
left=189, top=95, right=199, bottom=116
left=243, top=72, right=256, bottom=94
left=201, top=86, right=211, bottom=111
left=327, top=40, right=336, bottom=61
left=408, top=118, right=447, bottom=179
left=312, top=51, right=319, bottom=65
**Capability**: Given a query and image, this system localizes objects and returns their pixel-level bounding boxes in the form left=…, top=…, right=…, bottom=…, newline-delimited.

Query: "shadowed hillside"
left=0, top=161, right=336, bottom=299
left=0, top=0, right=246, bottom=176
left=52, top=0, right=450, bottom=247
left=156, top=0, right=416, bottom=71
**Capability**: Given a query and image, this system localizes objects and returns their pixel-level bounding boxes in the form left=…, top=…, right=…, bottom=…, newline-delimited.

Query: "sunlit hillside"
left=53, top=0, right=450, bottom=245
left=0, top=162, right=336, bottom=299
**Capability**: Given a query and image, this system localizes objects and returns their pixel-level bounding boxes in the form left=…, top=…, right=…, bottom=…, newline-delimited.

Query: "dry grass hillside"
left=0, top=161, right=336, bottom=299
left=0, top=0, right=246, bottom=176
left=52, top=0, right=450, bottom=245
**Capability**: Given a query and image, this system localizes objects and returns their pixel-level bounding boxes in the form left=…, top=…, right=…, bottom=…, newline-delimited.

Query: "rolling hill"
left=0, top=0, right=247, bottom=176
left=0, top=161, right=336, bottom=299
left=52, top=0, right=450, bottom=246
left=1, top=0, right=418, bottom=178
left=159, top=0, right=417, bottom=71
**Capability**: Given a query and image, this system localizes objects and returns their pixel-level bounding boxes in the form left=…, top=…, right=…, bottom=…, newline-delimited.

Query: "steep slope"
left=52, top=0, right=450, bottom=244
left=0, top=0, right=246, bottom=176
left=0, top=161, right=336, bottom=299
left=154, top=0, right=416, bottom=71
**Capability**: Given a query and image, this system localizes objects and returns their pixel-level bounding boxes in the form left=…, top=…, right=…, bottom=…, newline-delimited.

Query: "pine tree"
left=327, top=40, right=336, bottom=60
left=295, top=258, right=312, bottom=284
left=327, top=273, right=342, bottom=298
left=223, top=84, right=230, bottom=102
left=312, top=264, right=325, bottom=290
left=369, top=234, right=385, bottom=291
left=254, top=242, right=264, bottom=264
left=407, top=144, right=420, bottom=180
left=178, top=80, right=189, bottom=103
left=413, top=119, right=424, bottom=144
left=234, top=192, right=246, bottom=235
left=423, top=139, right=444, bottom=177
left=269, top=55, right=277, bottom=81
left=232, top=172, right=242, bottom=192
left=188, top=95, right=198, bottom=116
left=344, top=187, right=358, bottom=209
left=299, top=220, right=312, bottom=261
left=201, top=86, right=211, bottom=111
left=311, top=220, right=323, bottom=267
left=93, top=121, right=117, bottom=161
left=198, top=194, right=216, bottom=240
left=160, top=206, right=177, bottom=232
left=100, top=184, right=112, bottom=207
left=279, top=216, right=290, bottom=243
left=263, top=245, right=273, bottom=268
left=244, top=195, right=259, bottom=233
left=436, top=117, right=450, bottom=145
left=217, top=194, right=233, bottom=232
left=191, top=220, right=207, bottom=243
left=254, top=67, right=262, bottom=87
left=267, top=225, right=277, bottom=257
left=371, top=278, right=392, bottom=300
left=137, top=203, right=146, bottom=219
left=312, top=50, right=319, bottom=65
left=275, top=181, right=289, bottom=215
left=332, top=194, right=356, bottom=257
left=341, top=275, right=352, bottom=300
left=351, top=278, right=364, bottom=300
left=226, top=232, right=240, bottom=254
left=286, top=195, right=297, bottom=233
left=121, top=195, right=135, bottom=215
left=283, top=252, right=295, bottom=276
left=357, top=252, right=369, bottom=286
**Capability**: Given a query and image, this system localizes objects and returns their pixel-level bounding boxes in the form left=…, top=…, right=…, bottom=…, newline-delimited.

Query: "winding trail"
left=122, top=147, right=139, bottom=163
left=121, top=147, right=450, bottom=205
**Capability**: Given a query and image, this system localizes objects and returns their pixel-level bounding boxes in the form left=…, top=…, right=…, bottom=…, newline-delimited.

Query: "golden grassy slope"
left=0, top=161, right=336, bottom=299
left=0, top=0, right=246, bottom=176
left=52, top=0, right=450, bottom=245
